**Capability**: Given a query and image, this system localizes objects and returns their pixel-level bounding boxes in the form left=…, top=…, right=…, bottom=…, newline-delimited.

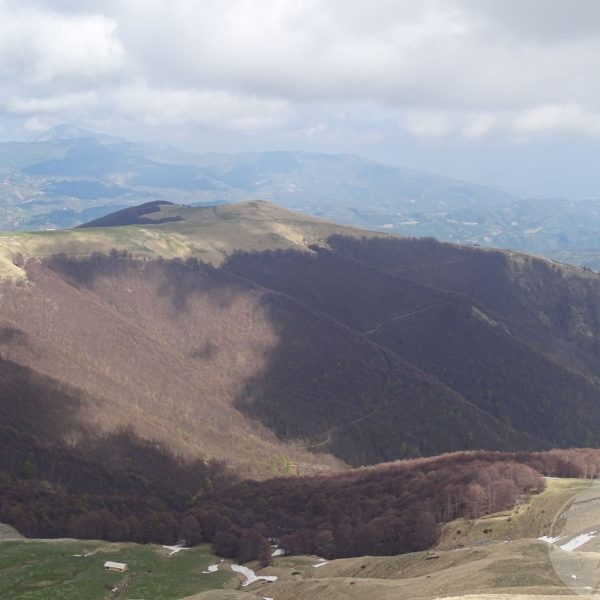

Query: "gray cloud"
left=3, top=0, right=600, bottom=188
left=462, top=0, right=600, bottom=41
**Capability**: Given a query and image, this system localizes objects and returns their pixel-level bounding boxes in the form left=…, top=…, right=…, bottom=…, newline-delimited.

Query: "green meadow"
left=0, top=540, right=230, bottom=600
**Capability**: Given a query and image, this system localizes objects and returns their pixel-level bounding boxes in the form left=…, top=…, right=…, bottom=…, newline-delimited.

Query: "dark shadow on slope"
left=43, top=251, right=537, bottom=466
left=45, top=252, right=245, bottom=313
left=0, top=326, right=28, bottom=346
left=223, top=245, right=600, bottom=455
left=370, top=301, right=600, bottom=447
left=0, top=356, right=232, bottom=505
left=45, top=250, right=135, bottom=287
left=76, top=200, right=182, bottom=228
left=43, top=248, right=600, bottom=465
left=220, top=251, right=545, bottom=464
left=327, top=234, right=600, bottom=374
left=230, top=290, right=540, bottom=465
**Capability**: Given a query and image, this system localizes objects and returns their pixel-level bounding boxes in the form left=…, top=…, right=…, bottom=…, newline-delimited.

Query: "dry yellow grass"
left=181, top=592, right=255, bottom=600
left=255, top=539, right=563, bottom=599
left=0, top=200, right=381, bottom=282
left=185, top=481, right=593, bottom=600
left=434, top=596, right=578, bottom=600
left=437, top=478, right=590, bottom=550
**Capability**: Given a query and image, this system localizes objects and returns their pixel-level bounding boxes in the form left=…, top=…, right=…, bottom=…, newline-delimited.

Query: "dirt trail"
left=307, top=349, right=392, bottom=451
left=362, top=303, right=449, bottom=336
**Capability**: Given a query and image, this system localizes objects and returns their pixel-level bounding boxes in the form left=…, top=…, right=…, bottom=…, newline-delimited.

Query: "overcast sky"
left=2, top=0, right=600, bottom=196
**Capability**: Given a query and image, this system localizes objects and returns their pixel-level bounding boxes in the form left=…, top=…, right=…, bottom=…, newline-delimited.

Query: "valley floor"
left=0, top=539, right=230, bottom=600
left=4, top=477, right=600, bottom=600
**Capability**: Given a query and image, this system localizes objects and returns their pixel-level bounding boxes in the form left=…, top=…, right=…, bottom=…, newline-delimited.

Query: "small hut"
left=104, top=561, right=128, bottom=573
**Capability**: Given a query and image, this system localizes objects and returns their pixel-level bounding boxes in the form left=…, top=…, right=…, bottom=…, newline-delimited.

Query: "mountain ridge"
left=0, top=201, right=599, bottom=483
left=3, top=126, right=600, bottom=268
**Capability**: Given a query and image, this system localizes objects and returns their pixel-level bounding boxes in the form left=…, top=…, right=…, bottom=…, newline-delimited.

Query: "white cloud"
left=5, top=91, right=99, bottom=114
left=23, top=115, right=59, bottom=132
left=512, top=104, right=600, bottom=137
left=0, top=1, right=124, bottom=84
left=109, top=83, right=289, bottom=131
left=461, top=114, right=496, bottom=140
left=3, top=0, right=600, bottom=144
left=405, top=111, right=454, bottom=140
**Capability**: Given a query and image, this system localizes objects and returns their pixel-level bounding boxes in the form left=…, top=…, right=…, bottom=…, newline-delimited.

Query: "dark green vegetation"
left=3, top=126, right=600, bottom=268
left=0, top=540, right=229, bottom=600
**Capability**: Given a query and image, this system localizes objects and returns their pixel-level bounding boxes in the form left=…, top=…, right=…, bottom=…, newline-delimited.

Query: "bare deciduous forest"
left=2, top=449, right=600, bottom=563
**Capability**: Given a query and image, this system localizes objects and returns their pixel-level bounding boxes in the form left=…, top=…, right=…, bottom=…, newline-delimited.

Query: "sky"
left=1, top=0, right=600, bottom=197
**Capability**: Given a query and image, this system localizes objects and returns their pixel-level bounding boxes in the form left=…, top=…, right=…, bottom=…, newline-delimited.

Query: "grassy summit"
left=0, top=200, right=373, bottom=280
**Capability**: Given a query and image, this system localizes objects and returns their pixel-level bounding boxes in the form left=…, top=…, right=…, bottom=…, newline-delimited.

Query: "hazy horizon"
left=2, top=0, right=600, bottom=198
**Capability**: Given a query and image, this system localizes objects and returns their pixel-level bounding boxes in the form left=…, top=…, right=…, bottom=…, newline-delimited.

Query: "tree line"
left=3, top=449, right=600, bottom=562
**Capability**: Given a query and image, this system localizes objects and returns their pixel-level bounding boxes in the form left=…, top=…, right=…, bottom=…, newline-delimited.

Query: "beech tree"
left=239, top=529, right=270, bottom=564
left=213, top=531, right=240, bottom=558
left=181, top=515, right=202, bottom=546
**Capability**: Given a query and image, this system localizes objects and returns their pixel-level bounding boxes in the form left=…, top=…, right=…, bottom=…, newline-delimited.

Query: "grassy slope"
left=0, top=540, right=230, bottom=600
left=0, top=201, right=374, bottom=280
left=258, top=541, right=564, bottom=599
left=436, top=478, right=589, bottom=549
left=0, top=523, right=24, bottom=541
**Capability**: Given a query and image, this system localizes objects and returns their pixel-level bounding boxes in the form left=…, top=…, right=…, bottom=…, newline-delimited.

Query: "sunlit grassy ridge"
left=0, top=200, right=375, bottom=280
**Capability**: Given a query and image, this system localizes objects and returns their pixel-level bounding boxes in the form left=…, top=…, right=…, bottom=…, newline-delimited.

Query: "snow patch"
left=163, top=544, right=189, bottom=556
left=312, top=560, right=330, bottom=568
left=538, top=536, right=561, bottom=544
left=560, top=531, right=597, bottom=552
left=231, top=564, right=278, bottom=586
left=271, top=548, right=285, bottom=557
left=202, top=560, right=223, bottom=574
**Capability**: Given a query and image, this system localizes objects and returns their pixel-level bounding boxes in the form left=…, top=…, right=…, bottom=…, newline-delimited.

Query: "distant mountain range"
left=1, top=200, right=600, bottom=488
left=2, top=125, right=600, bottom=268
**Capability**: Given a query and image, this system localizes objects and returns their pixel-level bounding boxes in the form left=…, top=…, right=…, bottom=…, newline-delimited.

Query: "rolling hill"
left=3, top=125, right=600, bottom=268
left=0, top=200, right=599, bottom=491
